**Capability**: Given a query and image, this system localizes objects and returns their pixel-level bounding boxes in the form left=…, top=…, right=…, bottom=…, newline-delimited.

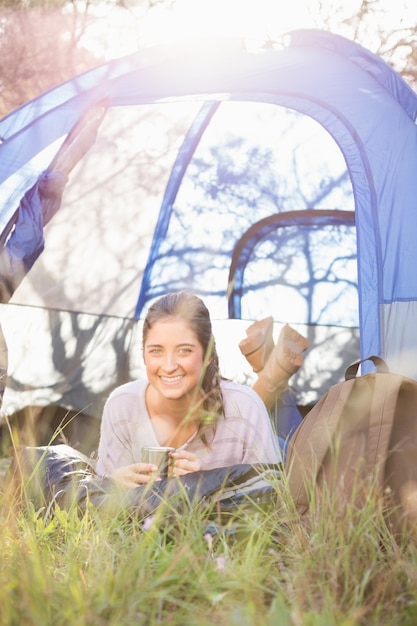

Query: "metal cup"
left=141, top=446, right=175, bottom=478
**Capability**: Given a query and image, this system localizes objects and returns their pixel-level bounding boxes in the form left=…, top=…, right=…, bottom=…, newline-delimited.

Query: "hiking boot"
left=238, top=316, right=274, bottom=373
left=276, top=324, right=309, bottom=375
left=252, top=324, right=309, bottom=410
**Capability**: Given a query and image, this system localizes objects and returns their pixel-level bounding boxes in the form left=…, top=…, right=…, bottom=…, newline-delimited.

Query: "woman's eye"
left=179, top=348, right=191, bottom=354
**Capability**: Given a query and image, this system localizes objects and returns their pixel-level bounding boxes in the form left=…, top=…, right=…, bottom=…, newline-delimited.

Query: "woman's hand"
left=110, top=462, right=159, bottom=489
left=170, top=450, right=202, bottom=476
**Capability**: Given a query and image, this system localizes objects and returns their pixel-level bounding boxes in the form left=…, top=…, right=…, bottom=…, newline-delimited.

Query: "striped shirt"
left=96, top=378, right=281, bottom=476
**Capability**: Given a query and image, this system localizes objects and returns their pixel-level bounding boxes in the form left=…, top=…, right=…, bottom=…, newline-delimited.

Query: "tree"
left=312, top=0, right=417, bottom=89
left=1, top=0, right=417, bottom=119
left=0, top=0, right=174, bottom=117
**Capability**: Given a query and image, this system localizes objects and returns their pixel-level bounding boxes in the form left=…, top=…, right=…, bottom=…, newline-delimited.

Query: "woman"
left=96, top=292, right=281, bottom=489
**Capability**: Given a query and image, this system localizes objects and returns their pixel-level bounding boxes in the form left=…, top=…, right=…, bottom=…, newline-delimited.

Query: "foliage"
left=1, top=457, right=417, bottom=625
left=0, top=1, right=167, bottom=9
left=339, top=0, right=417, bottom=87
left=0, top=0, right=173, bottom=117
left=0, top=0, right=416, bottom=119
left=0, top=5, right=93, bottom=117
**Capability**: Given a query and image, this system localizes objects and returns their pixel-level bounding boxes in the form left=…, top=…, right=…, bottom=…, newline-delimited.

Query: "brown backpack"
left=285, top=356, right=417, bottom=538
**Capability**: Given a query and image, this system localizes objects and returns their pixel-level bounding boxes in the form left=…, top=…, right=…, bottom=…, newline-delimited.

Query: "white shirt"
left=96, top=378, right=281, bottom=475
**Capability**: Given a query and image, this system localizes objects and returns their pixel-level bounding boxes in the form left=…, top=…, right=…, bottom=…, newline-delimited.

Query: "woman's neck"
left=145, top=385, right=202, bottom=448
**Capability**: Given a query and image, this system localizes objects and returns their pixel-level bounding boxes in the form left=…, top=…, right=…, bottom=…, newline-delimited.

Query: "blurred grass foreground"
left=1, top=433, right=417, bottom=626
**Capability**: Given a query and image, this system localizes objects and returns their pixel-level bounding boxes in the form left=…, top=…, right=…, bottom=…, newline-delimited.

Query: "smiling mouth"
left=160, top=375, right=183, bottom=385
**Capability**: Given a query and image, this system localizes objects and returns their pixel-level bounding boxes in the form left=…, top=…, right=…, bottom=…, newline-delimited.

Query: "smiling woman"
left=144, top=317, right=206, bottom=408
left=95, top=291, right=281, bottom=489
left=1, top=17, right=416, bottom=460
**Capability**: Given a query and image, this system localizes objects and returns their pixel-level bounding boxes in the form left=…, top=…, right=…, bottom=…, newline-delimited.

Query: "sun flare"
left=86, top=0, right=417, bottom=63
left=142, top=0, right=320, bottom=47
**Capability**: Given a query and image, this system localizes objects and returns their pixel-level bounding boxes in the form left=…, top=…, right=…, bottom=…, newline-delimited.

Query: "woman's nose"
left=161, top=353, right=178, bottom=372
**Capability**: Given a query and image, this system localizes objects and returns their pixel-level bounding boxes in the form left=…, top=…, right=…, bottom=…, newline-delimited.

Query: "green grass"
left=1, top=448, right=417, bottom=626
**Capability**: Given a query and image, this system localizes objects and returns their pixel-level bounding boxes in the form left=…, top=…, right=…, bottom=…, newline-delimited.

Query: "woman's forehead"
left=145, top=316, right=198, bottom=342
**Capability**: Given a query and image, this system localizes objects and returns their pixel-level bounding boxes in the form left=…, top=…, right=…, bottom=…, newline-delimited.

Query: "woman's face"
left=143, top=315, right=206, bottom=402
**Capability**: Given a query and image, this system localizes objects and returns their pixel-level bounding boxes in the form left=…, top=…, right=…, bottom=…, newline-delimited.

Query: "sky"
left=88, top=0, right=417, bottom=62
left=141, top=0, right=332, bottom=45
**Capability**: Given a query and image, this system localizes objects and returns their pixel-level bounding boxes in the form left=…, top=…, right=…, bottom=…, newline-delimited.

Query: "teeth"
left=161, top=376, right=182, bottom=383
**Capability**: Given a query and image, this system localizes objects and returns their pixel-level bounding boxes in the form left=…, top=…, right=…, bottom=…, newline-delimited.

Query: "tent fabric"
left=0, top=323, right=6, bottom=407
left=0, top=171, right=69, bottom=302
left=0, top=28, right=416, bottom=425
left=227, top=209, right=356, bottom=319
left=0, top=303, right=360, bottom=418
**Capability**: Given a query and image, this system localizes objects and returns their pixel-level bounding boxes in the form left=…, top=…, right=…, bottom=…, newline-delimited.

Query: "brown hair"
left=142, top=292, right=225, bottom=428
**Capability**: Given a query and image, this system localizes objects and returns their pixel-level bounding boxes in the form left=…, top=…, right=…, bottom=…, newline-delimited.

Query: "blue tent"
left=0, top=29, right=416, bottom=441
